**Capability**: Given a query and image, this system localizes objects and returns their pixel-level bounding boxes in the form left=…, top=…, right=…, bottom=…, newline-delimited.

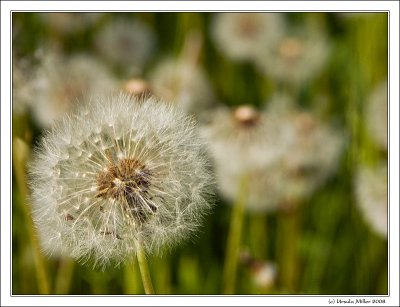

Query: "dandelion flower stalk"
left=223, top=174, right=248, bottom=294
left=137, top=242, right=155, bottom=294
left=13, top=138, right=50, bottom=294
left=54, top=258, right=74, bottom=294
left=277, top=205, right=300, bottom=293
left=124, top=256, right=140, bottom=294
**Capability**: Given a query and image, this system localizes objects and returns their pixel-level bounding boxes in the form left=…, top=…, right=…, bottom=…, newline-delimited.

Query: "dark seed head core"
left=96, top=158, right=156, bottom=223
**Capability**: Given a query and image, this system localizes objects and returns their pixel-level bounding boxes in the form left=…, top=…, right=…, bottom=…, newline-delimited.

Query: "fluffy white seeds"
left=355, top=163, right=387, bottom=238
left=28, top=93, right=214, bottom=267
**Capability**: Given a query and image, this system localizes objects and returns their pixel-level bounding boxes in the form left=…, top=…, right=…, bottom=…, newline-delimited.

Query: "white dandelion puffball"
left=28, top=93, right=214, bottom=267
left=276, top=109, right=345, bottom=205
left=211, top=13, right=285, bottom=62
left=202, top=105, right=292, bottom=212
left=355, top=163, right=387, bottom=238
left=203, top=99, right=345, bottom=212
left=25, top=52, right=117, bottom=127
left=365, top=80, right=387, bottom=150
left=255, top=27, right=330, bottom=85
left=149, top=57, right=215, bottom=116
left=94, top=18, right=155, bottom=74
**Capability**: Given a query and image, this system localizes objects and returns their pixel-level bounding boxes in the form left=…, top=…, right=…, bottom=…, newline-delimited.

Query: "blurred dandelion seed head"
left=149, top=58, right=214, bottom=116
left=366, top=80, right=388, bottom=150
left=94, top=18, right=156, bottom=75
left=28, top=93, right=214, bottom=267
left=355, top=163, right=387, bottom=238
left=212, top=13, right=285, bottom=61
left=202, top=105, right=292, bottom=212
left=22, top=52, right=117, bottom=127
left=255, top=28, right=330, bottom=85
left=265, top=96, right=346, bottom=206
left=203, top=97, right=345, bottom=212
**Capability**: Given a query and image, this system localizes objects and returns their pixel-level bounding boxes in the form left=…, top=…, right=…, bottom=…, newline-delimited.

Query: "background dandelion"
left=16, top=51, right=118, bottom=127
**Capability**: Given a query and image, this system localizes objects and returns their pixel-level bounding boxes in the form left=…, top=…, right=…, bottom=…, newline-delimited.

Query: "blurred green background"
left=12, top=12, right=388, bottom=295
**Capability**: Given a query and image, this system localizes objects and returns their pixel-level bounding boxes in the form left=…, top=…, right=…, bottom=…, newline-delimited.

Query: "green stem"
left=278, top=205, right=300, bottom=293
left=54, top=258, right=74, bottom=294
left=124, top=257, right=141, bottom=294
left=12, top=137, right=51, bottom=294
left=249, top=214, right=267, bottom=260
left=222, top=174, right=248, bottom=294
left=137, top=243, right=155, bottom=294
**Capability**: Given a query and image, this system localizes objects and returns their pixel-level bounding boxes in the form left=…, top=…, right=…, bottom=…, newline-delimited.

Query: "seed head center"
left=96, top=158, right=156, bottom=222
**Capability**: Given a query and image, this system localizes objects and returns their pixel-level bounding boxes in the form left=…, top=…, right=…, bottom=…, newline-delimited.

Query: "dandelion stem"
left=12, top=137, right=51, bottom=294
left=137, top=243, right=155, bottom=294
left=223, top=174, right=248, bottom=294
left=54, top=258, right=74, bottom=294
left=124, top=257, right=141, bottom=294
left=278, top=204, right=300, bottom=293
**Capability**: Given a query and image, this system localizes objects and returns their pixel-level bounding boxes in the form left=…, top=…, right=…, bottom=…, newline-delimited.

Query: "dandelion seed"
left=28, top=93, right=214, bottom=267
left=355, top=163, right=387, bottom=238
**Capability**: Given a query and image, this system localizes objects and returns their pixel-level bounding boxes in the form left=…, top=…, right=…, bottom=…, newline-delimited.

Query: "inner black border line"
left=6, top=8, right=394, bottom=301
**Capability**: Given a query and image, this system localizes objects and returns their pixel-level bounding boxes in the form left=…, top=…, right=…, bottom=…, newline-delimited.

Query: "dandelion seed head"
left=203, top=97, right=345, bottom=212
left=211, top=13, right=285, bottom=62
left=255, top=27, right=330, bottom=85
left=29, top=93, right=214, bottom=267
left=355, top=163, right=387, bottom=238
left=271, top=104, right=346, bottom=206
left=149, top=58, right=215, bottom=116
left=202, top=105, right=292, bottom=212
left=94, top=18, right=155, bottom=75
left=23, top=52, right=117, bottom=127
